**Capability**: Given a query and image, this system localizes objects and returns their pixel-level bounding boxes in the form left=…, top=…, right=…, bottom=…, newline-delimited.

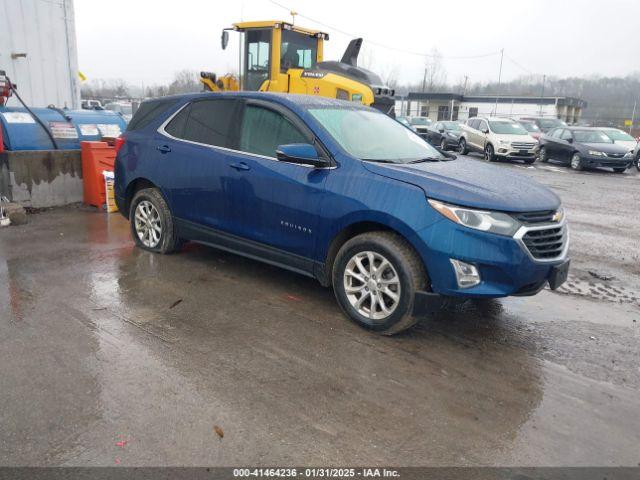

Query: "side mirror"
left=276, top=143, right=328, bottom=168
left=438, top=128, right=445, bottom=133
left=221, top=30, right=229, bottom=50
left=483, top=128, right=490, bottom=134
left=567, top=137, right=574, bottom=143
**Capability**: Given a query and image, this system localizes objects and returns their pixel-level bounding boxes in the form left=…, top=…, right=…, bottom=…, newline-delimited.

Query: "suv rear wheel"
left=332, top=232, right=426, bottom=335
left=130, top=187, right=182, bottom=254
left=458, top=138, right=469, bottom=155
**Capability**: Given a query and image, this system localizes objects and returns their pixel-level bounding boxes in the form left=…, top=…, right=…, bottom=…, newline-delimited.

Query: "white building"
left=397, top=93, right=587, bottom=124
left=0, top=0, right=80, bottom=109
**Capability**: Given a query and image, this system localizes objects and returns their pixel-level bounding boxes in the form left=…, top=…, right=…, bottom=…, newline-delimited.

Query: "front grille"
left=522, top=225, right=567, bottom=260
left=514, top=210, right=556, bottom=224
left=511, top=142, right=536, bottom=149
left=605, top=152, right=625, bottom=158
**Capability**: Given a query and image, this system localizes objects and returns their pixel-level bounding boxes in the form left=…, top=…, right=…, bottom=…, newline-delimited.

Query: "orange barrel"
left=81, top=141, right=117, bottom=208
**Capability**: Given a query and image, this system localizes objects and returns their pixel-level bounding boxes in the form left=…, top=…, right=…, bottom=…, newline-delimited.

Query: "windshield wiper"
left=362, top=159, right=398, bottom=164
left=406, top=157, right=443, bottom=164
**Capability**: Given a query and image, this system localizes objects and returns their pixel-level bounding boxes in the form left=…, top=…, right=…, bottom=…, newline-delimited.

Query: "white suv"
left=458, top=116, right=538, bottom=163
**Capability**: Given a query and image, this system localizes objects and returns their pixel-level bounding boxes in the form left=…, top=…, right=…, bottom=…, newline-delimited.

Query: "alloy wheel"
left=343, top=251, right=401, bottom=321
left=485, top=144, right=494, bottom=161
left=440, top=138, right=447, bottom=150
left=134, top=200, right=162, bottom=248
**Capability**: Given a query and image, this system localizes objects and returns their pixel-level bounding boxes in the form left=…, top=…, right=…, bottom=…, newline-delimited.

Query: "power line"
left=266, top=0, right=500, bottom=60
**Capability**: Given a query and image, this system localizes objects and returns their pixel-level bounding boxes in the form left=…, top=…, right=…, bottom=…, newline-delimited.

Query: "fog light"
left=450, top=259, right=481, bottom=288
left=498, top=148, right=508, bottom=153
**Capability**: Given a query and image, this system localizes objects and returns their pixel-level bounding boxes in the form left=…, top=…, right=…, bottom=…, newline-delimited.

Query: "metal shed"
left=0, top=0, right=80, bottom=109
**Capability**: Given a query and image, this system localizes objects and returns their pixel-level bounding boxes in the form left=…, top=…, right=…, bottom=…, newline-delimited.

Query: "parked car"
left=538, top=127, right=633, bottom=172
left=104, top=102, right=133, bottom=123
left=458, top=116, right=538, bottom=163
left=425, top=121, right=462, bottom=150
left=407, top=116, right=432, bottom=138
left=518, top=119, right=542, bottom=141
left=81, top=99, right=103, bottom=110
left=600, top=128, right=638, bottom=153
left=633, top=142, right=640, bottom=171
left=115, top=92, right=569, bottom=335
left=396, top=116, right=417, bottom=132
left=519, top=116, right=567, bottom=133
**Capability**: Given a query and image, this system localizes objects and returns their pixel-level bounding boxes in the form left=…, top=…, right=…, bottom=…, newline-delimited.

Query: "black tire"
left=332, top=232, right=427, bottom=335
left=440, top=138, right=447, bottom=151
left=613, top=167, right=627, bottom=173
left=635, top=155, right=640, bottom=172
left=129, top=187, right=182, bottom=254
left=570, top=153, right=583, bottom=171
left=458, top=138, right=469, bottom=155
left=485, top=143, right=497, bottom=162
left=539, top=146, right=549, bottom=163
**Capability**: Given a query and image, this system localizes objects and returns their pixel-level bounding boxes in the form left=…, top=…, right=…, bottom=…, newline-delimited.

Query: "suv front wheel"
left=332, top=232, right=426, bottom=335
left=130, top=187, right=182, bottom=254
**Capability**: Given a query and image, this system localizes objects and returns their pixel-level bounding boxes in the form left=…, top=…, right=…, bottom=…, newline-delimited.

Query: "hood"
left=581, top=142, right=630, bottom=154
left=493, top=133, right=537, bottom=143
left=612, top=140, right=637, bottom=151
left=362, top=158, right=560, bottom=213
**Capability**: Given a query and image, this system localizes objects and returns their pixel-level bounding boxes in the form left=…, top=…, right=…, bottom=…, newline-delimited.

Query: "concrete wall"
left=0, top=150, right=82, bottom=208
left=0, top=0, right=80, bottom=109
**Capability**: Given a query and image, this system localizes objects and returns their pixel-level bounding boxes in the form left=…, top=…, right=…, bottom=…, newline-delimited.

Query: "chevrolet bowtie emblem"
left=552, top=211, right=563, bottom=222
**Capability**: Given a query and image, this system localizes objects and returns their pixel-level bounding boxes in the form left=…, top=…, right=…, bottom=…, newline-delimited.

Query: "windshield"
left=520, top=122, right=541, bottom=132
left=604, top=129, right=635, bottom=141
left=573, top=130, right=614, bottom=143
left=441, top=121, right=460, bottom=131
left=309, top=108, right=446, bottom=163
left=539, top=118, right=567, bottom=129
left=489, top=121, right=528, bottom=135
left=397, top=118, right=411, bottom=127
left=410, top=117, right=431, bottom=126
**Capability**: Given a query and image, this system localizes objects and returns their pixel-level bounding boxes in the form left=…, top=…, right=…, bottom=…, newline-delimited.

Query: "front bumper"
left=415, top=219, right=569, bottom=298
left=581, top=155, right=632, bottom=169
left=496, top=146, right=537, bottom=160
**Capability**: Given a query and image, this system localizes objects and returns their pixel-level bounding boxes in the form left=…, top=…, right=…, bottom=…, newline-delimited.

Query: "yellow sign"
left=624, top=119, right=632, bottom=126
left=78, top=71, right=87, bottom=82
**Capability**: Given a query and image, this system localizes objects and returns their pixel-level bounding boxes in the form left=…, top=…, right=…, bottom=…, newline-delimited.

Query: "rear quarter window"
left=127, top=99, right=176, bottom=131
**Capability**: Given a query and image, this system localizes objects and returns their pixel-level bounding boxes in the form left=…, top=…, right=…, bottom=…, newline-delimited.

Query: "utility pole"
left=630, top=99, right=637, bottom=134
left=492, top=49, right=504, bottom=117
left=462, top=75, right=469, bottom=96
left=422, top=67, right=427, bottom=92
left=539, top=74, right=546, bottom=115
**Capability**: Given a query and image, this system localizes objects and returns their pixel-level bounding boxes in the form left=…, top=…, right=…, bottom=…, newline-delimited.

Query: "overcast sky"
left=74, top=0, right=640, bottom=88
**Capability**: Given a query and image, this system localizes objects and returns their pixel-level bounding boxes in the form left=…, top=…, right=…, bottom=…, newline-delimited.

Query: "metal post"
left=493, top=49, right=504, bottom=116
left=450, top=99, right=454, bottom=121
left=629, top=99, right=637, bottom=133
left=539, top=74, right=546, bottom=115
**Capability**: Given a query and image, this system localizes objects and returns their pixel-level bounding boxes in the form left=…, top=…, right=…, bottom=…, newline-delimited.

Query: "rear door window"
left=239, top=105, right=308, bottom=157
left=478, top=120, right=488, bottom=132
left=181, top=99, right=239, bottom=148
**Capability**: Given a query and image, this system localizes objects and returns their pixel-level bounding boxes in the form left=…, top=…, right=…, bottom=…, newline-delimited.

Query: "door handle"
left=230, top=162, right=251, bottom=171
left=156, top=145, right=171, bottom=154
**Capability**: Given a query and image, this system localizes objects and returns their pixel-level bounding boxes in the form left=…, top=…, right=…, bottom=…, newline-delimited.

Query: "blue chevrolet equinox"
left=114, top=92, right=569, bottom=334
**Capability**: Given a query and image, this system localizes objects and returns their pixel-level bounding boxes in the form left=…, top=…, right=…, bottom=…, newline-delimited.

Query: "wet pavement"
left=1, top=157, right=639, bottom=466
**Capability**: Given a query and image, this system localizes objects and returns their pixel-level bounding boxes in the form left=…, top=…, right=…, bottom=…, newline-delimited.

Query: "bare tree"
left=421, top=48, right=446, bottom=92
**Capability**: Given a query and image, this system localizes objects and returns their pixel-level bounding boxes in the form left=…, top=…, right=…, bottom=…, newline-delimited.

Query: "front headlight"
left=447, top=132, right=457, bottom=138
left=428, top=199, right=521, bottom=236
left=588, top=150, right=606, bottom=156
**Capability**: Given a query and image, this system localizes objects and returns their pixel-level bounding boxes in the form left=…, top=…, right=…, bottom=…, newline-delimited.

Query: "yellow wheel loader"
left=200, top=20, right=396, bottom=116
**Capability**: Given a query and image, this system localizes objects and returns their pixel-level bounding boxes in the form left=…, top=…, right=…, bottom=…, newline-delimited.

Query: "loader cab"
left=231, top=21, right=327, bottom=92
